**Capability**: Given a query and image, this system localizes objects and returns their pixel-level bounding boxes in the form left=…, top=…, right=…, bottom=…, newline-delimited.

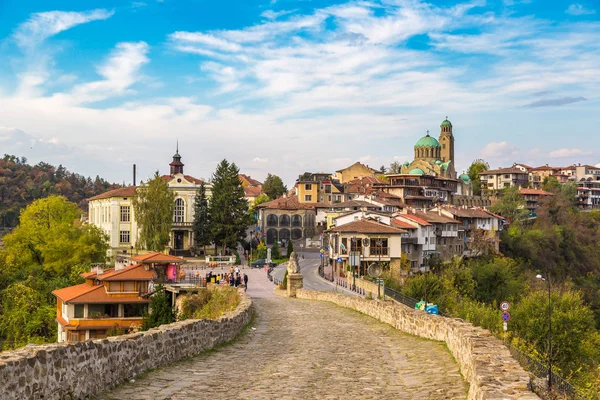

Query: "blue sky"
left=0, top=0, right=598, bottom=186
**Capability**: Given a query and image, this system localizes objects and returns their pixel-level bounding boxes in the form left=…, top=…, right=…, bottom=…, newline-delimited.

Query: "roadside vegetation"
left=179, top=286, right=240, bottom=320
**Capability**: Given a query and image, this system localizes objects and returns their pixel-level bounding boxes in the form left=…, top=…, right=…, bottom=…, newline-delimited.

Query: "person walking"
left=243, top=273, right=248, bottom=292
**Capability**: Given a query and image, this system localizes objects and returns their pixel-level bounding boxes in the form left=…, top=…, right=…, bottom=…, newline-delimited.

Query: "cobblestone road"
left=99, top=296, right=466, bottom=400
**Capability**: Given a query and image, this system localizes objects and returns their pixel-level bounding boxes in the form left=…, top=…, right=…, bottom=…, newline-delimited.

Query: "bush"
left=282, top=269, right=288, bottom=288
left=179, top=289, right=212, bottom=320
left=141, top=284, right=176, bottom=330
left=271, top=241, right=281, bottom=259
left=287, top=240, right=294, bottom=257
left=179, top=286, right=240, bottom=320
left=256, top=241, right=267, bottom=260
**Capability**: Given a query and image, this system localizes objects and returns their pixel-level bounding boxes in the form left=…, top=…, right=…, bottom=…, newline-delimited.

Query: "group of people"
left=206, top=266, right=249, bottom=291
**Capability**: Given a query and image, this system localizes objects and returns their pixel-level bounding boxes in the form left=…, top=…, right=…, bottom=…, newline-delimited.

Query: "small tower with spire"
left=169, top=141, right=184, bottom=175
left=439, top=117, right=454, bottom=164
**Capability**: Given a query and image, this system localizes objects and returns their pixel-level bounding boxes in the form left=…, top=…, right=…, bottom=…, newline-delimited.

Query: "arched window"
left=266, top=229, right=278, bottom=245
left=174, top=198, right=185, bottom=223
left=425, top=148, right=429, bottom=158
left=267, top=214, right=278, bottom=227
left=280, top=214, right=290, bottom=227
left=292, top=229, right=303, bottom=240
left=291, top=215, right=302, bottom=227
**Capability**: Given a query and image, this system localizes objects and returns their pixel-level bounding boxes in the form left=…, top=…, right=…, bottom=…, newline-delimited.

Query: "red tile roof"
left=483, top=168, right=528, bottom=175
left=398, top=214, right=431, bottom=226
left=89, top=186, right=136, bottom=201
left=52, top=283, right=149, bottom=304
left=239, top=174, right=262, bottom=187
left=244, top=186, right=262, bottom=198
left=131, top=252, right=186, bottom=264
left=519, top=188, right=553, bottom=196
left=256, top=194, right=329, bottom=210
left=441, top=207, right=492, bottom=219
left=161, top=174, right=204, bottom=184
left=414, top=211, right=459, bottom=224
left=330, top=218, right=405, bottom=234
left=391, top=219, right=416, bottom=229
left=97, top=264, right=155, bottom=281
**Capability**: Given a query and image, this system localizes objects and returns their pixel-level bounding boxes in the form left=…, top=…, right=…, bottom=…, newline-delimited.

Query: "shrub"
left=141, top=284, right=176, bottom=330
left=287, top=240, right=294, bottom=257
left=179, top=286, right=240, bottom=321
left=271, top=241, right=281, bottom=259
left=282, top=269, right=288, bottom=288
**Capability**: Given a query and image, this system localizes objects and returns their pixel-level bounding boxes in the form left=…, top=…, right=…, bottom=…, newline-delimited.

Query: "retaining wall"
left=0, top=289, right=253, bottom=400
left=296, top=289, right=540, bottom=400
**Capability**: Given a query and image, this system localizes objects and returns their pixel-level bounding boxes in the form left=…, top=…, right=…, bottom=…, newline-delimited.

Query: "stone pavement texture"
left=98, top=296, right=467, bottom=400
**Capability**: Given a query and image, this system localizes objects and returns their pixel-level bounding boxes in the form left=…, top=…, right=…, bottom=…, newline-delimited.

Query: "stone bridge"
left=0, top=266, right=539, bottom=400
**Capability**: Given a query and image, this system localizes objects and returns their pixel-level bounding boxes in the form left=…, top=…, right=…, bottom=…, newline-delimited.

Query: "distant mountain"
left=0, top=155, right=120, bottom=227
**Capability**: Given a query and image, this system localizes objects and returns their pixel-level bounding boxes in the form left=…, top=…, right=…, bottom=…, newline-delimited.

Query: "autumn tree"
left=262, top=173, right=287, bottom=200
left=490, top=186, right=527, bottom=223
left=133, top=172, right=175, bottom=251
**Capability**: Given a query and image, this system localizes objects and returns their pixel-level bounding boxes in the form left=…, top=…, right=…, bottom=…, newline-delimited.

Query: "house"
left=255, top=194, right=329, bottom=244
left=53, top=263, right=153, bottom=343
left=576, top=180, right=600, bottom=209
left=480, top=167, right=529, bottom=195
left=239, top=174, right=263, bottom=202
left=325, top=201, right=383, bottom=229
left=334, top=162, right=379, bottom=184
left=296, top=172, right=347, bottom=204
left=88, top=147, right=211, bottom=256
left=519, top=188, right=553, bottom=214
left=412, top=210, right=461, bottom=262
left=327, top=218, right=405, bottom=281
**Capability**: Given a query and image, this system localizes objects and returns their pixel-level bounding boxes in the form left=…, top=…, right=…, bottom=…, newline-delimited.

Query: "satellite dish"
left=362, top=238, right=370, bottom=247
left=367, top=263, right=382, bottom=278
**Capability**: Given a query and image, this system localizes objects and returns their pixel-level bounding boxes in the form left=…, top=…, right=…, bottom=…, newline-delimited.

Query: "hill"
left=0, top=155, right=119, bottom=227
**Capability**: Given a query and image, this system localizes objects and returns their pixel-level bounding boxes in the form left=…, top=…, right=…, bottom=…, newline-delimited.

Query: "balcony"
left=172, top=221, right=193, bottom=229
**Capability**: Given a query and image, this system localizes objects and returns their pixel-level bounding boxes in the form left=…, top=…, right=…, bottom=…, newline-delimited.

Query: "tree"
left=271, top=241, right=281, bottom=259
left=252, top=193, right=270, bottom=208
left=388, top=161, right=402, bottom=174
left=379, top=165, right=386, bottom=173
left=542, top=176, right=561, bottom=193
left=209, top=160, right=252, bottom=254
left=262, top=173, right=287, bottom=200
left=141, top=284, right=176, bottom=330
left=256, top=241, right=267, bottom=259
left=468, top=256, right=526, bottom=305
left=490, top=186, right=527, bottom=223
left=193, top=183, right=211, bottom=254
left=467, top=160, right=489, bottom=196
left=133, top=172, right=175, bottom=251
left=287, top=240, right=294, bottom=258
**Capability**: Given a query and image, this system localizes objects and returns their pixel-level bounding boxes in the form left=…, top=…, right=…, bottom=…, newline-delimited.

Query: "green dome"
left=409, top=168, right=424, bottom=175
left=459, top=173, right=470, bottom=184
left=403, top=161, right=410, bottom=167
left=435, top=160, right=442, bottom=166
left=441, top=118, right=452, bottom=127
left=415, top=134, right=440, bottom=148
left=441, top=161, right=451, bottom=171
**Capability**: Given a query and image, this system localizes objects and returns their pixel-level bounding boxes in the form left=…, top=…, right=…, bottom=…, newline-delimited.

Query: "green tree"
left=271, top=241, right=281, bottom=259
left=262, top=173, right=287, bottom=200
left=388, top=161, right=402, bottom=174
left=467, top=159, right=489, bottom=196
left=490, top=186, right=527, bottom=223
left=133, top=172, right=175, bottom=251
left=256, top=241, right=267, bottom=259
left=468, top=256, right=526, bottom=305
left=251, top=193, right=270, bottom=208
left=511, top=289, right=596, bottom=375
left=3, top=196, right=108, bottom=275
left=209, top=160, right=252, bottom=254
left=193, top=183, right=211, bottom=254
left=141, top=284, right=176, bottom=330
left=542, top=176, right=561, bottom=193
left=287, top=240, right=294, bottom=258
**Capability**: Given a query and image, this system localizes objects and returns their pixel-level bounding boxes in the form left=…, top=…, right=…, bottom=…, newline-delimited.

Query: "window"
left=74, top=304, right=84, bottom=318
left=328, top=195, right=332, bottom=202
left=443, top=144, right=446, bottom=149
left=304, top=195, right=312, bottom=202
left=504, top=174, right=510, bottom=179
left=120, top=206, right=130, bottom=222
left=305, top=184, right=312, bottom=190
left=325, top=185, right=332, bottom=194
left=124, top=304, right=148, bottom=318
left=120, top=230, right=130, bottom=243
left=430, top=237, right=435, bottom=244
left=174, top=198, right=185, bottom=223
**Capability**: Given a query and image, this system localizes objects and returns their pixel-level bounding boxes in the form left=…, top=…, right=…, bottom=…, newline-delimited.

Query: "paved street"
left=99, top=264, right=467, bottom=400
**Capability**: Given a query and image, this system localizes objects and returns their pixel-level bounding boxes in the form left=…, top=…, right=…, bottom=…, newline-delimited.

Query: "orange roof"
left=56, top=315, right=72, bottom=328
left=244, top=186, right=262, bottom=198
left=239, top=174, right=262, bottom=187
left=330, top=219, right=405, bottom=234
left=519, top=188, right=553, bottom=196
left=89, top=186, right=136, bottom=201
left=256, top=194, right=329, bottom=210
left=131, top=252, right=185, bottom=264
left=392, top=219, right=416, bottom=229
left=52, top=283, right=149, bottom=304
left=161, top=174, right=205, bottom=184
left=415, top=211, right=459, bottom=224
left=97, top=264, right=155, bottom=281
left=399, top=214, right=431, bottom=226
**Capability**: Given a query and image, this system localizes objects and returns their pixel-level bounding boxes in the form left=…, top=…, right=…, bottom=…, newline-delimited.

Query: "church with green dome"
left=399, top=118, right=457, bottom=179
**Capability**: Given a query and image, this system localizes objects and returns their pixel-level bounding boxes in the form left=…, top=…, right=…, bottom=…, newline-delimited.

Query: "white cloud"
left=481, top=142, right=519, bottom=158
left=169, top=32, right=242, bottom=52
left=13, top=9, right=114, bottom=50
left=261, top=9, right=295, bottom=20
left=252, top=157, right=269, bottom=164
left=566, top=4, right=596, bottom=16
left=549, top=148, right=592, bottom=158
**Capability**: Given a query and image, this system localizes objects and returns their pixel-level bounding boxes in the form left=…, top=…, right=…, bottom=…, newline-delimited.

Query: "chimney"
left=133, top=164, right=136, bottom=186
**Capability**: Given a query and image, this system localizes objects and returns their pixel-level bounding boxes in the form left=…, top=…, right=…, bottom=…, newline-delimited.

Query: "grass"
left=179, top=286, right=241, bottom=320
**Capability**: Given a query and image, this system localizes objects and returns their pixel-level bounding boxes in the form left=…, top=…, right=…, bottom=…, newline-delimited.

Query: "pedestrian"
left=235, top=274, right=241, bottom=287
left=234, top=265, right=240, bottom=275
left=243, top=273, right=248, bottom=292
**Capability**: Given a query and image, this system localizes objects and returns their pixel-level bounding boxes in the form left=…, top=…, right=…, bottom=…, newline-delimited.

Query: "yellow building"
left=296, top=172, right=347, bottom=204
left=334, top=162, right=379, bottom=184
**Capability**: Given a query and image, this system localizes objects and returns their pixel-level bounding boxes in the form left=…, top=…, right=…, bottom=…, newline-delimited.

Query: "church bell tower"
left=439, top=117, right=454, bottom=164
left=169, top=141, right=184, bottom=175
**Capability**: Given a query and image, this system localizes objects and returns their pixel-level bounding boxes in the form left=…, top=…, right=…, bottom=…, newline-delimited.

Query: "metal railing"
left=335, top=277, right=367, bottom=296
left=384, top=286, right=420, bottom=309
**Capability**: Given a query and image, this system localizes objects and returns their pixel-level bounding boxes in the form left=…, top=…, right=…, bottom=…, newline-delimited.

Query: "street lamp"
left=536, top=273, right=552, bottom=392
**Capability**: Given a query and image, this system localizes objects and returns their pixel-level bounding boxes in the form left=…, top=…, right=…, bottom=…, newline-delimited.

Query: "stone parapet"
left=296, top=289, right=540, bottom=400
left=287, top=273, right=303, bottom=297
left=0, top=289, right=253, bottom=400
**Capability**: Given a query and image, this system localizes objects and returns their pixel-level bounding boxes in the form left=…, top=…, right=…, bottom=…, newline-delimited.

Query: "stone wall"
left=0, top=289, right=253, bottom=400
left=296, top=289, right=540, bottom=400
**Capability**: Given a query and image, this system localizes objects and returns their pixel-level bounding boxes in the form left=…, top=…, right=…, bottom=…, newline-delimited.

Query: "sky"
left=0, top=0, right=598, bottom=187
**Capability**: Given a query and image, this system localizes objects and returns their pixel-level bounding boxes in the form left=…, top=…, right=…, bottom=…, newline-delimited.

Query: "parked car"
left=251, top=259, right=277, bottom=268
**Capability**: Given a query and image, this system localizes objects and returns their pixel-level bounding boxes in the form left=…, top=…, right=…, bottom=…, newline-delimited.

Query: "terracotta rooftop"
left=131, top=252, right=186, bottom=264
left=97, top=264, right=155, bottom=281
left=256, top=194, right=329, bottom=210
left=329, top=200, right=379, bottom=209
left=414, top=211, right=459, bottom=224
left=519, top=188, right=553, bottom=196
left=531, top=165, right=558, bottom=171
left=442, top=207, right=493, bottom=219
left=398, top=214, right=431, bottom=226
left=391, top=219, right=416, bottom=229
left=161, top=174, right=204, bottom=184
left=244, top=186, right=262, bottom=198
left=239, top=174, right=262, bottom=187
left=483, top=168, right=528, bottom=175
left=89, top=186, right=136, bottom=201
left=329, top=218, right=405, bottom=234
left=53, top=283, right=149, bottom=304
